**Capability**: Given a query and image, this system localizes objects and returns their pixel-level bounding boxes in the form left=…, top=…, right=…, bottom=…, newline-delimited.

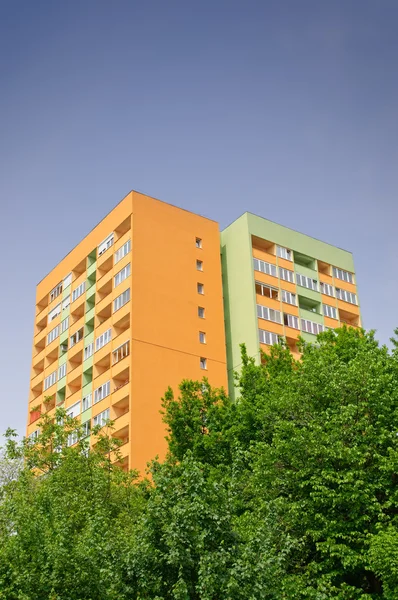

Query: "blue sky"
left=1, top=0, right=398, bottom=436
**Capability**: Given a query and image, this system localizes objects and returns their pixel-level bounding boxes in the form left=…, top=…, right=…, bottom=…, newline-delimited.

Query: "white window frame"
left=93, top=408, right=110, bottom=427
left=47, top=325, right=60, bottom=345
left=197, top=283, right=204, bottom=294
left=199, top=331, right=206, bottom=344
left=253, top=258, right=277, bottom=277
left=284, top=314, right=299, bottom=329
left=296, top=273, right=318, bottom=291
left=198, top=307, right=205, bottom=318
left=256, top=304, right=282, bottom=324
left=61, top=316, right=69, bottom=333
left=95, top=328, right=112, bottom=352
left=67, top=430, right=79, bottom=447
left=114, top=263, right=131, bottom=287
left=62, top=295, right=70, bottom=310
left=196, top=260, right=203, bottom=271
left=94, top=381, right=110, bottom=404
left=81, top=420, right=90, bottom=437
left=113, top=288, right=130, bottom=312
left=333, top=267, right=354, bottom=284
left=82, top=394, right=92, bottom=412
left=58, top=363, right=67, bottom=380
left=66, top=401, right=81, bottom=419
left=70, top=328, right=83, bottom=348
left=44, top=370, right=57, bottom=391
left=281, top=290, right=296, bottom=305
left=98, top=233, right=114, bottom=256
left=72, top=282, right=86, bottom=303
left=255, top=281, right=279, bottom=300
left=323, top=304, right=338, bottom=319
left=320, top=282, right=334, bottom=297
left=195, top=237, right=202, bottom=248
left=200, top=357, right=207, bottom=370
left=49, top=283, right=63, bottom=303
left=84, top=342, right=94, bottom=360
left=335, top=288, right=357, bottom=305
left=112, top=340, right=130, bottom=365
left=258, top=329, right=280, bottom=346
left=48, top=303, right=61, bottom=323
left=63, top=273, right=72, bottom=289
left=276, top=245, right=292, bottom=261
left=301, top=319, right=324, bottom=335
left=114, top=239, right=131, bottom=264
left=279, top=267, right=295, bottom=283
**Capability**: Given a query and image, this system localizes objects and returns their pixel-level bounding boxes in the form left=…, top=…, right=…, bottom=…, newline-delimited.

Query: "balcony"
left=97, top=277, right=112, bottom=303
left=93, top=352, right=111, bottom=380
left=35, top=312, right=48, bottom=337
left=97, top=253, right=113, bottom=278
left=72, top=258, right=86, bottom=279
left=113, top=305, right=130, bottom=334
left=251, top=235, right=276, bottom=257
left=45, top=346, right=59, bottom=369
left=111, top=379, right=129, bottom=407
left=95, top=298, right=112, bottom=328
left=96, top=266, right=113, bottom=289
left=115, top=216, right=131, bottom=241
left=339, top=308, right=360, bottom=328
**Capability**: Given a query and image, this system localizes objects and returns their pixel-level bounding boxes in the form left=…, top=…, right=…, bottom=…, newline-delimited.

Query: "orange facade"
left=28, top=192, right=227, bottom=474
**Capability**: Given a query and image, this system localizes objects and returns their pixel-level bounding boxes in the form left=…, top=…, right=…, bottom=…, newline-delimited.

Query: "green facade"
left=221, top=212, right=359, bottom=398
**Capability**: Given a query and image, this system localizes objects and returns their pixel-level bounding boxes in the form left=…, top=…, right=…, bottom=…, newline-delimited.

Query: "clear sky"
left=1, top=0, right=397, bottom=437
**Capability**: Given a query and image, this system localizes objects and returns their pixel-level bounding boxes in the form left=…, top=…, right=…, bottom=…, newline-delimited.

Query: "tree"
left=2, top=327, right=398, bottom=598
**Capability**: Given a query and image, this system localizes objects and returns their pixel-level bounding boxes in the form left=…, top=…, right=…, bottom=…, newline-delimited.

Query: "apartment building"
left=221, top=212, right=361, bottom=398
left=28, top=192, right=227, bottom=474
left=28, top=195, right=361, bottom=470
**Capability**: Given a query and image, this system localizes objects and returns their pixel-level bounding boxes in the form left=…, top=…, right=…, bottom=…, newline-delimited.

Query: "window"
left=44, top=370, right=57, bottom=391
left=282, top=290, right=296, bottom=305
left=301, top=319, right=324, bottom=335
left=335, top=288, right=357, bottom=305
left=112, top=340, right=130, bottom=364
left=82, top=394, right=92, bottom=412
left=198, top=307, right=205, bottom=318
left=279, top=268, right=294, bottom=283
left=81, top=420, right=90, bottom=437
left=61, top=316, right=69, bottom=333
left=84, top=342, right=94, bottom=360
left=197, top=283, right=204, bottom=294
left=196, top=260, right=203, bottom=271
left=114, top=239, right=131, bottom=264
left=200, top=357, right=207, bottom=370
left=66, top=401, right=81, bottom=419
left=199, top=332, right=206, bottom=344
left=48, top=303, right=61, bottom=323
left=47, top=325, right=60, bottom=345
left=333, top=267, right=354, bottom=284
left=98, top=233, right=114, bottom=256
left=255, top=281, right=279, bottom=300
left=258, top=329, right=280, bottom=345
left=93, top=408, right=110, bottom=428
left=94, top=381, right=110, bottom=404
left=95, top=328, right=112, bottom=351
left=296, top=273, right=318, bottom=291
left=28, top=429, right=40, bottom=441
left=62, top=295, right=70, bottom=310
left=63, top=273, right=72, bottom=289
left=320, top=282, right=334, bottom=297
left=70, top=328, right=83, bottom=347
left=50, top=283, right=62, bottom=302
left=72, top=282, right=86, bottom=302
left=284, top=314, right=299, bottom=329
left=196, top=238, right=202, bottom=248
left=114, top=263, right=131, bottom=287
left=257, top=304, right=282, bottom=324
left=114, top=288, right=130, bottom=312
left=58, top=363, right=67, bottom=380
left=323, top=304, right=338, bottom=319
left=67, top=431, right=79, bottom=447
left=276, top=245, right=292, bottom=261
left=253, top=258, right=277, bottom=277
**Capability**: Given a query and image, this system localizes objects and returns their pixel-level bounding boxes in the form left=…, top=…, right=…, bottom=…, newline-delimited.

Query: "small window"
left=198, top=307, right=205, bottom=318
left=199, top=332, right=206, bottom=344
left=196, top=238, right=202, bottom=249
left=200, top=357, right=207, bottom=370
left=197, top=283, right=204, bottom=294
left=196, top=260, right=203, bottom=271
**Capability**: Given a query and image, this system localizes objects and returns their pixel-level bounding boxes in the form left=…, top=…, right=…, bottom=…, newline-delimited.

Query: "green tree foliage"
left=2, top=327, right=398, bottom=598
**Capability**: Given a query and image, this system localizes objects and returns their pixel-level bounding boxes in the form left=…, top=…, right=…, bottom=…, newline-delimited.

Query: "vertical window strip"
left=253, top=258, right=277, bottom=277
